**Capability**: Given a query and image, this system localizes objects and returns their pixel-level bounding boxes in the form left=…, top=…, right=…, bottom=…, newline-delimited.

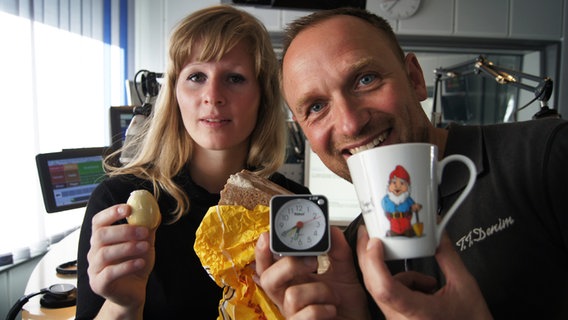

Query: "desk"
left=21, top=229, right=79, bottom=319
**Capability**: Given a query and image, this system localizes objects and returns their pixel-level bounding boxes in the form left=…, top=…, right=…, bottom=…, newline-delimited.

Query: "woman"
left=75, top=5, right=309, bottom=319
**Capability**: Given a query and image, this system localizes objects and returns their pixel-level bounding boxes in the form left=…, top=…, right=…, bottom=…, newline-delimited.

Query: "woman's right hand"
left=87, top=204, right=157, bottom=318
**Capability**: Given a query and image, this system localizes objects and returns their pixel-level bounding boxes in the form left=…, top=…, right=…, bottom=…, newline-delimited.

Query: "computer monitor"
left=109, top=106, right=135, bottom=150
left=36, top=147, right=108, bottom=213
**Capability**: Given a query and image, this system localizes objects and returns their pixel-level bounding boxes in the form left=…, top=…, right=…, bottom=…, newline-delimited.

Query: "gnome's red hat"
left=390, top=165, right=410, bottom=184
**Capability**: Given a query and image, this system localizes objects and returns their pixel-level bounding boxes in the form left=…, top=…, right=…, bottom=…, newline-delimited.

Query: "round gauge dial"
left=270, top=195, right=329, bottom=255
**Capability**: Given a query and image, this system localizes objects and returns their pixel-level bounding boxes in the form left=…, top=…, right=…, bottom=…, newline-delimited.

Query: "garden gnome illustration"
left=381, top=165, right=423, bottom=237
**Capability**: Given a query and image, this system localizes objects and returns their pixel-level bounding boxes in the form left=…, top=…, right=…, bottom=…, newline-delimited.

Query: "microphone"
left=141, top=72, right=163, bottom=97
left=119, top=103, right=151, bottom=164
left=120, top=70, right=163, bottom=164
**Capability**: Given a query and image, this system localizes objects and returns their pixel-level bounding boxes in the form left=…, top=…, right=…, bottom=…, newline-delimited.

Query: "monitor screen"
left=36, top=147, right=108, bottom=213
left=109, top=106, right=134, bottom=150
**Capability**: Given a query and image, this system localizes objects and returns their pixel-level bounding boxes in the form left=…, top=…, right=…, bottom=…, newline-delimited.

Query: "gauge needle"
left=300, top=216, right=322, bottom=226
left=282, top=217, right=321, bottom=237
left=293, top=227, right=301, bottom=240
left=282, top=225, right=299, bottom=237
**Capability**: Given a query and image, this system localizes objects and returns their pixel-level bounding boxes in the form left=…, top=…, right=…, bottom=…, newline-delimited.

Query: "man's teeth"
left=349, top=134, right=387, bottom=154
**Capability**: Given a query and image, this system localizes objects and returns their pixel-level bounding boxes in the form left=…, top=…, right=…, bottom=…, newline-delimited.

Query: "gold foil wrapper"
left=194, top=205, right=284, bottom=320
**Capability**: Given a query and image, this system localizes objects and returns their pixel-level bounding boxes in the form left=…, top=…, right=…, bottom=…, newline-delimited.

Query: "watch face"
left=270, top=195, right=330, bottom=256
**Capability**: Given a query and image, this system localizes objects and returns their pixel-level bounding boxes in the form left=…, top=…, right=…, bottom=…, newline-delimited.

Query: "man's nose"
left=333, top=96, right=369, bottom=136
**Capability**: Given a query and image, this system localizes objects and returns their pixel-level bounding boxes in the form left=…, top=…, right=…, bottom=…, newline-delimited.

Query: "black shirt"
left=76, top=169, right=309, bottom=319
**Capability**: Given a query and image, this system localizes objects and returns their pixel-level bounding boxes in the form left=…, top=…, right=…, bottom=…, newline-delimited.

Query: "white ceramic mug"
left=347, top=143, right=476, bottom=260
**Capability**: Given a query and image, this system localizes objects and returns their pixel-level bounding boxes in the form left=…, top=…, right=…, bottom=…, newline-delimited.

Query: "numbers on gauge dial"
left=274, top=198, right=326, bottom=250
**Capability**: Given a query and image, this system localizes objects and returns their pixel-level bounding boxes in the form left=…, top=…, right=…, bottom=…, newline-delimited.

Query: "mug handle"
left=435, top=154, right=477, bottom=244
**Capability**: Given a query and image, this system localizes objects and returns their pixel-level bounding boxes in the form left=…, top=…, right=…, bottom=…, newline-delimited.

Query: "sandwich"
left=218, top=169, right=292, bottom=210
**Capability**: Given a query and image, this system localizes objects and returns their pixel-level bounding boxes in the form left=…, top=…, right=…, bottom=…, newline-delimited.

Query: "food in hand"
left=219, top=169, right=292, bottom=210
left=126, top=189, right=161, bottom=229
left=196, top=169, right=295, bottom=320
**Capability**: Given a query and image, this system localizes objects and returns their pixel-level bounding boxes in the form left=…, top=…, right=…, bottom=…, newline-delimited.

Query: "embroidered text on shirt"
left=455, top=216, right=515, bottom=251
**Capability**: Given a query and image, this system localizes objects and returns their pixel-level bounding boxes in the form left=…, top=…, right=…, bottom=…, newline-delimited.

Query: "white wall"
left=132, top=0, right=567, bottom=117
left=134, top=0, right=219, bottom=73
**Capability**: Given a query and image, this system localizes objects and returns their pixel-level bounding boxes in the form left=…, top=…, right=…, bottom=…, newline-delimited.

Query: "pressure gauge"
left=270, top=195, right=330, bottom=256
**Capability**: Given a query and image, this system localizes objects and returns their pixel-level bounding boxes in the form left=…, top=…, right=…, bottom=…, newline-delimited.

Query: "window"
left=0, top=0, right=127, bottom=259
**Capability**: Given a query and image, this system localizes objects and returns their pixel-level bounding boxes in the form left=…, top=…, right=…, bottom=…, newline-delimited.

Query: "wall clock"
left=378, top=0, right=421, bottom=20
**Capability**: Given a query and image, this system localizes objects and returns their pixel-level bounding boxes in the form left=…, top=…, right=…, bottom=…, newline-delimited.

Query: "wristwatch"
left=270, top=195, right=330, bottom=256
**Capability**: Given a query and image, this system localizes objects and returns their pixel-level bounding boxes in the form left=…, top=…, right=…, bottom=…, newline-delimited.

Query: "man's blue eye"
left=309, top=103, right=324, bottom=113
left=360, top=74, right=376, bottom=85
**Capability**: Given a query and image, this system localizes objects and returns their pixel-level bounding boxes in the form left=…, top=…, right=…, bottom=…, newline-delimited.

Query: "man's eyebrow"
left=349, top=57, right=375, bottom=74
left=292, top=96, right=312, bottom=115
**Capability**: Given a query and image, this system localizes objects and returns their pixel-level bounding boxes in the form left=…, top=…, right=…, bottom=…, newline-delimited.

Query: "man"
left=255, top=7, right=568, bottom=320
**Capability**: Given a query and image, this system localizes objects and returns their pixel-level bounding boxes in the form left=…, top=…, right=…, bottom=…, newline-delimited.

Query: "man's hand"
left=255, top=227, right=371, bottom=320
left=356, top=225, right=493, bottom=320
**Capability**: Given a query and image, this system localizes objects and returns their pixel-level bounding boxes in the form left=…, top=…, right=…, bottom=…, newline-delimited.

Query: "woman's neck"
left=190, top=146, right=248, bottom=194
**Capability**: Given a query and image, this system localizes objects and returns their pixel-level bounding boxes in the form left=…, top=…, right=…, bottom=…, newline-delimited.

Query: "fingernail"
left=252, top=273, right=260, bottom=286
left=117, top=204, right=128, bottom=216
left=257, top=233, right=266, bottom=248
left=357, top=226, right=374, bottom=250
left=357, top=225, right=367, bottom=239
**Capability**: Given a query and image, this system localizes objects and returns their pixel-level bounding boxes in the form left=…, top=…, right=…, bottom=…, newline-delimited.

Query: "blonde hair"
left=104, top=5, right=287, bottom=223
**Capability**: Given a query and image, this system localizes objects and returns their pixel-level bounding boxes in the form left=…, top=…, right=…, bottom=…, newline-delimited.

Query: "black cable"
left=5, top=289, right=49, bottom=320
left=56, top=259, right=77, bottom=275
left=133, top=69, right=150, bottom=104
left=515, top=89, right=543, bottom=113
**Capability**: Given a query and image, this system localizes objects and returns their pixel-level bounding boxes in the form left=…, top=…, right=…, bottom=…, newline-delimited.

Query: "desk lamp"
left=431, top=55, right=561, bottom=126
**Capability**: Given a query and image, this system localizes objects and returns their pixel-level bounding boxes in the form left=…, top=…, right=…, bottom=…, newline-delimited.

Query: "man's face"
left=282, top=15, right=430, bottom=182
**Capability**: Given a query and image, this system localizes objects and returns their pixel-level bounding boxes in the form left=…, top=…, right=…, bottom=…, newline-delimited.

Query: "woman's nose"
left=203, top=81, right=225, bottom=106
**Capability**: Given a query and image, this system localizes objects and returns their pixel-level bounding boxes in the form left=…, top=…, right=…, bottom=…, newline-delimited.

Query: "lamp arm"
left=474, top=56, right=553, bottom=103
left=432, top=55, right=560, bottom=121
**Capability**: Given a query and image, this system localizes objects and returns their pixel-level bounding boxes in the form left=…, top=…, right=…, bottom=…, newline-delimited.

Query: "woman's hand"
left=87, top=204, right=157, bottom=318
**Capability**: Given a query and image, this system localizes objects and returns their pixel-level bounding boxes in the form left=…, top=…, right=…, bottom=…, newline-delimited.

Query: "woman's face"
left=176, top=40, right=260, bottom=152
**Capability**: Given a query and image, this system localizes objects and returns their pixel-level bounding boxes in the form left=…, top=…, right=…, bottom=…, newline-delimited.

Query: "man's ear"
left=404, top=53, right=428, bottom=101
